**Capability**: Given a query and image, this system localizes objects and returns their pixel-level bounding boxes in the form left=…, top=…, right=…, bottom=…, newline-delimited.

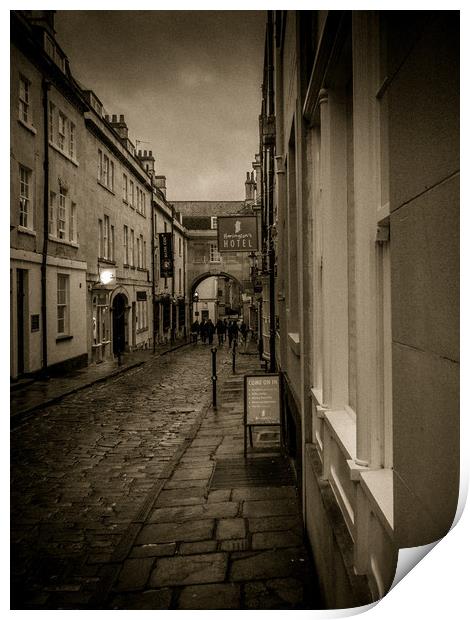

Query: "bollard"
left=232, top=339, right=237, bottom=374
left=211, top=347, right=217, bottom=409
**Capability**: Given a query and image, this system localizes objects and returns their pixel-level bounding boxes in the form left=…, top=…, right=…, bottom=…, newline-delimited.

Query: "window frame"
left=19, top=74, right=30, bottom=124
left=57, top=273, right=69, bottom=335
left=19, top=164, right=32, bottom=229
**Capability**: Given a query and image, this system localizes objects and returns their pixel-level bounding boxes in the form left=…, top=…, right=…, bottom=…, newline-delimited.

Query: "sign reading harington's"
left=217, top=216, right=259, bottom=252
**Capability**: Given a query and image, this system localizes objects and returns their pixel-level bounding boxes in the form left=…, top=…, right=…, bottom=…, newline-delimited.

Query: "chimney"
left=138, top=148, right=156, bottom=176
left=245, top=171, right=255, bottom=201
left=108, top=113, right=128, bottom=140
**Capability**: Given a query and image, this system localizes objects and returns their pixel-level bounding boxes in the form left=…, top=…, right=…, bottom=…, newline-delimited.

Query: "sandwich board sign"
left=244, top=373, right=281, bottom=456
left=217, top=216, right=259, bottom=252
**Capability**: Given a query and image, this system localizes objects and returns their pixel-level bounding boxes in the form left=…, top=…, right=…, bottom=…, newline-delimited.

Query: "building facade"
left=258, top=10, right=459, bottom=608
left=10, top=10, right=156, bottom=377
left=11, top=11, right=88, bottom=379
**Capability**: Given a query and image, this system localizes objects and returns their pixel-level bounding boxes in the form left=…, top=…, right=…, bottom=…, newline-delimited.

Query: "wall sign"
left=159, top=232, right=174, bottom=277
left=244, top=373, right=281, bottom=456
left=217, top=216, right=259, bottom=252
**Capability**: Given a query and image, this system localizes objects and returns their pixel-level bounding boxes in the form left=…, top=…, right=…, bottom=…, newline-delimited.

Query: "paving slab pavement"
left=103, top=346, right=323, bottom=610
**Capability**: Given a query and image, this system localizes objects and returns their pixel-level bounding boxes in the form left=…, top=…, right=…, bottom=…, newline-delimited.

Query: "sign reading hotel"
left=217, top=216, right=259, bottom=252
left=245, top=374, right=281, bottom=426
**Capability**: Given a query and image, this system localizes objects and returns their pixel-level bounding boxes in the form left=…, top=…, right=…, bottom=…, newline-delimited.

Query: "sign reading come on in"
left=217, top=216, right=259, bottom=252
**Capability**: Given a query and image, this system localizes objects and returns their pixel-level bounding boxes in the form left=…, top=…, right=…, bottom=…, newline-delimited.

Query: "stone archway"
left=190, top=272, right=243, bottom=323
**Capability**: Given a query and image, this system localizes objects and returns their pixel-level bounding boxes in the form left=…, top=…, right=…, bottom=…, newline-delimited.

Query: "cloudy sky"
left=54, top=11, right=266, bottom=201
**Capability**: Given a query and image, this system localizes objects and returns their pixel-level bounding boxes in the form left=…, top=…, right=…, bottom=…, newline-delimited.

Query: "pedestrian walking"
left=216, top=318, right=224, bottom=346
left=191, top=319, right=200, bottom=344
left=200, top=319, right=207, bottom=344
left=222, top=319, right=228, bottom=343
left=206, top=318, right=215, bottom=345
left=228, top=319, right=239, bottom=347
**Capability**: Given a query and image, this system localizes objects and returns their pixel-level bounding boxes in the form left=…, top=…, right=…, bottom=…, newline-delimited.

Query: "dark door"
left=16, top=269, right=26, bottom=375
left=112, top=294, right=126, bottom=355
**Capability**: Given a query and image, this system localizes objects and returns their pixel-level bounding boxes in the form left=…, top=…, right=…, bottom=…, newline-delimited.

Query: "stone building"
left=10, top=10, right=156, bottom=376
left=10, top=10, right=88, bottom=379
left=258, top=10, right=459, bottom=608
left=152, top=180, right=188, bottom=345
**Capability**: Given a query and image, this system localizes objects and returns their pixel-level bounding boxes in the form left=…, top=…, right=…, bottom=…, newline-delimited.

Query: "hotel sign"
left=159, top=232, right=174, bottom=278
left=217, top=216, right=258, bottom=252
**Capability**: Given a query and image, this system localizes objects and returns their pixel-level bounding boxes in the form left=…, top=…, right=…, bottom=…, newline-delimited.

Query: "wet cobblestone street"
left=11, top=344, right=232, bottom=609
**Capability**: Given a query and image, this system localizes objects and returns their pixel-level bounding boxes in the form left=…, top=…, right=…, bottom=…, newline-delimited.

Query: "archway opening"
left=191, top=273, right=242, bottom=324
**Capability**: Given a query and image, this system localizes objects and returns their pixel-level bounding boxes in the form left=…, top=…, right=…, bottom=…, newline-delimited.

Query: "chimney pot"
left=144, top=150, right=147, bottom=157
left=138, top=150, right=142, bottom=157
left=105, top=114, right=109, bottom=121
left=112, top=114, right=117, bottom=123
left=246, top=172, right=250, bottom=181
left=119, top=114, right=124, bottom=122
left=149, top=150, right=153, bottom=157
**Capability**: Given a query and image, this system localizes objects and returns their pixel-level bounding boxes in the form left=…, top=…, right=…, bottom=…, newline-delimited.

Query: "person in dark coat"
left=200, top=319, right=207, bottom=344
left=228, top=320, right=239, bottom=348
left=191, top=319, right=200, bottom=344
left=206, top=319, right=215, bottom=345
left=216, top=319, right=224, bottom=345
left=222, top=319, right=228, bottom=342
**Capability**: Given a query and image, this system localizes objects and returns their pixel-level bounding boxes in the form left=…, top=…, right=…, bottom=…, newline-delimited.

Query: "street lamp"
left=193, top=291, right=199, bottom=319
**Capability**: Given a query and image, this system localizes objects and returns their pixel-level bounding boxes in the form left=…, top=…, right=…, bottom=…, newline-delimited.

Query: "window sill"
left=17, top=225, right=36, bottom=237
left=137, top=267, right=148, bottom=272
left=324, top=408, right=357, bottom=461
left=98, top=258, right=116, bottom=265
left=49, top=235, right=79, bottom=248
left=97, top=180, right=115, bottom=195
left=56, top=334, right=73, bottom=343
left=359, top=468, right=394, bottom=537
left=18, top=118, right=37, bottom=135
left=288, top=332, right=300, bottom=356
left=49, top=141, right=79, bottom=166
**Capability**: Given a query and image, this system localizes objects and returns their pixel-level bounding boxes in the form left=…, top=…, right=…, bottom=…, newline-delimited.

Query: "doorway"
left=16, top=269, right=27, bottom=375
left=112, top=294, right=127, bottom=356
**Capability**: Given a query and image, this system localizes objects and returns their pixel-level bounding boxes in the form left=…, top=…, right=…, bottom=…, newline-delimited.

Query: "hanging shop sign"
left=217, top=216, right=259, bottom=252
left=159, top=232, right=174, bottom=277
left=243, top=373, right=281, bottom=456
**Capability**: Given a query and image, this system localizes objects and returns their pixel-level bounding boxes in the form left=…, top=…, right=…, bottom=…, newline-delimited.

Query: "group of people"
left=190, top=317, right=250, bottom=349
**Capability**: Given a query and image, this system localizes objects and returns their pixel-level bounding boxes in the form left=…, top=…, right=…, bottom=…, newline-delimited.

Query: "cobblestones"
left=11, top=345, right=231, bottom=609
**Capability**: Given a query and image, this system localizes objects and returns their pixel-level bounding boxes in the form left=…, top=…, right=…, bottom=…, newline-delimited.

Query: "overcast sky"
left=54, top=11, right=266, bottom=201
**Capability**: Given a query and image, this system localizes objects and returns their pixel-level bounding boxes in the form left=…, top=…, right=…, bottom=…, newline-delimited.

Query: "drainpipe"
left=151, top=198, right=156, bottom=354
left=171, top=204, right=175, bottom=344
left=266, top=11, right=276, bottom=373
left=41, top=79, right=51, bottom=376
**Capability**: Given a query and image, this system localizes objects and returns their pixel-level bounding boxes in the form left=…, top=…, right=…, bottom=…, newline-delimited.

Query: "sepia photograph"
left=9, top=5, right=460, bottom=612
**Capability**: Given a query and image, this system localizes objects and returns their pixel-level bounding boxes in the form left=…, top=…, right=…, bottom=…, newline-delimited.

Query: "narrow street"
left=11, top=344, right=231, bottom=608
left=11, top=344, right=318, bottom=610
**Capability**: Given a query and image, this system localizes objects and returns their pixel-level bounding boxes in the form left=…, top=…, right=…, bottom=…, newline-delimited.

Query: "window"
left=130, top=180, right=134, bottom=207
left=124, top=225, right=129, bottom=264
left=57, top=274, right=69, bottom=335
left=102, top=155, right=109, bottom=186
left=110, top=225, right=115, bottom=261
left=137, top=235, right=143, bottom=268
left=69, top=202, right=77, bottom=242
left=179, top=268, right=182, bottom=294
left=103, top=215, right=109, bottom=259
left=69, top=123, right=75, bottom=159
left=123, top=174, right=128, bottom=202
left=58, top=112, right=66, bottom=150
left=19, top=75, right=30, bottom=124
left=58, top=187, right=67, bottom=239
left=143, top=240, right=147, bottom=269
left=44, top=32, right=66, bottom=72
left=211, top=216, right=217, bottom=230
left=49, top=102, right=55, bottom=142
left=130, top=229, right=135, bottom=266
left=209, top=242, right=221, bottom=263
left=137, top=299, right=148, bottom=331
left=99, top=216, right=113, bottom=260
left=98, top=151, right=114, bottom=191
left=19, top=165, right=31, bottom=229
left=49, top=191, right=56, bottom=235
left=179, top=237, right=182, bottom=256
